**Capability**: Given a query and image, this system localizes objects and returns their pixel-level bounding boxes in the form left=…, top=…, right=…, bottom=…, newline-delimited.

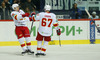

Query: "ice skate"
left=27, top=49, right=34, bottom=55
left=21, top=50, right=28, bottom=56
left=35, top=53, right=41, bottom=57
left=40, top=53, right=46, bottom=56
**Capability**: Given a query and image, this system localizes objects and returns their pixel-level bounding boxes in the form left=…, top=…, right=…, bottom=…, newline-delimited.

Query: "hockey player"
left=11, top=4, right=34, bottom=55
left=31, top=5, right=61, bottom=56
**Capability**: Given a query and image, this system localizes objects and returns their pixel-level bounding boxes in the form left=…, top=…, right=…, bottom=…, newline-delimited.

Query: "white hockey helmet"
left=44, top=5, right=51, bottom=11
left=12, top=4, right=19, bottom=10
left=92, top=11, right=96, bottom=15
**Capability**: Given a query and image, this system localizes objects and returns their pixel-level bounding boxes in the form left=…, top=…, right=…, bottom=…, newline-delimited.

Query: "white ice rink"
left=0, top=44, right=100, bottom=60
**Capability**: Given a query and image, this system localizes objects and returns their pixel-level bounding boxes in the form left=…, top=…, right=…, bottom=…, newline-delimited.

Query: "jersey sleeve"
left=97, top=16, right=99, bottom=19
left=11, top=12, right=23, bottom=20
left=11, top=12, right=30, bottom=22
left=20, top=10, right=25, bottom=14
left=53, top=14, right=60, bottom=30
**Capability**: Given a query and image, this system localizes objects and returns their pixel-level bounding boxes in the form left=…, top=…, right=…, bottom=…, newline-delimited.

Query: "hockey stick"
left=57, top=21, right=61, bottom=46
left=85, top=8, right=98, bottom=30
left=57, top=27, right=61, bottom=47
left=30, top=21, right=34, bottom=34
left=59, top=35, right=61, bottom=46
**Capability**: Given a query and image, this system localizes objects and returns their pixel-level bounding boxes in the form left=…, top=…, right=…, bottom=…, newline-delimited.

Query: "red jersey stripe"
left=53, top=23, right=58, bottom=27
left=21, top=44, right=25, bottom=47
left=26, top=42, right=31, bottom=46
left=14, top=15, right=17, bottom=20
left=41, top=48, right=46, bottom=52
left=37, top=48, right=41, bottom=50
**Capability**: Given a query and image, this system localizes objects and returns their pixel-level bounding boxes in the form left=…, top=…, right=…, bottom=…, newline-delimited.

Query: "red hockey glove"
left=31, top=12, right=36, bottom=16
left=56, top=29, right=61, bottom=35
left=29, top=17, right=32, bottom=21
left=22, top=13, right=30, bottom=17
left=29, top=17, right=36, bottom=22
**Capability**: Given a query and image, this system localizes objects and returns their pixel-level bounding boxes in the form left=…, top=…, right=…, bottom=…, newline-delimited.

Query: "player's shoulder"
left=96, top=15, right=99, bottom=18
left=11, top=10, right=18, bottom=16
left=49, top=12, right=56, bottom=16
left=49, top=12, right=55, bottom=14
left=39, top=12, right=45, bottom=14
left=51, top=12, right=55, bottom=15
left=19, top=9, right=24, bottom=12
left=96, top=15, right=99, bottom=17
left=37, top=12, right=45, bottom=16
left=11, top=11, right=16, bottom=14
left=11, top=11, right=15, bottom=16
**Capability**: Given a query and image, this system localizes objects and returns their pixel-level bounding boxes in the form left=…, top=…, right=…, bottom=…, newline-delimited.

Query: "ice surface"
left=0, top=44, right=100, bottom=60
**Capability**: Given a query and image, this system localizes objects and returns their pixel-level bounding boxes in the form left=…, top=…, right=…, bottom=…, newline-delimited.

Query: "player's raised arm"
left=31, top=12, right=40, bottom=21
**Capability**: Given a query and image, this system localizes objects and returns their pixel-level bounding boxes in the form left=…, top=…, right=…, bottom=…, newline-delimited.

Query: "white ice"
left=0, top=44, right=100, bottom=60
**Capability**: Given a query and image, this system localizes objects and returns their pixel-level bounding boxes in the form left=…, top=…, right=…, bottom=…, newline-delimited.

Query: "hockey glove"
left=22, top=13, right=30, bottom=17
left=31, top=12, right=36, bottom=16
left=29, top=17, right=32, bottom=21
left=56, top=29, right=61, bottom=35
left=31, top=12, right=36, bottom=22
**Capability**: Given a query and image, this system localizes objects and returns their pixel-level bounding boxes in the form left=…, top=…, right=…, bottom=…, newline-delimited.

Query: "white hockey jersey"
left=91, top=15, right=99, bottom=19
left=11, top=10, right=30, bottom=26
left=32, top=12, right=59, bottom=36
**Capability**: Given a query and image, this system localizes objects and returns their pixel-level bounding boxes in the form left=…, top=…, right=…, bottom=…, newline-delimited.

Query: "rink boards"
left=0, top=19, right=100, bottom=46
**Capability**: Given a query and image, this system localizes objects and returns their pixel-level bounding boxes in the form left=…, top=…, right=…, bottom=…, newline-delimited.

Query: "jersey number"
left=41, top=18, right=52, bottom=27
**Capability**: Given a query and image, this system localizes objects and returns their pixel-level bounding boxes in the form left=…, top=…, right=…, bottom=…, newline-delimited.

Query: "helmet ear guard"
left=12, top=4, right=19, bottom=10
left=44, top=5, right=51, bottom=11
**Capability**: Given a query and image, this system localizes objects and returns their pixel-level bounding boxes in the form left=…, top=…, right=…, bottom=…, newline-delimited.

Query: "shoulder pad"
left=49, top=12, right=55, bottom=15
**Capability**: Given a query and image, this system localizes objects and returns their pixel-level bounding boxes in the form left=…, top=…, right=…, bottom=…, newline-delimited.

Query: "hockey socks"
left=25, top=37, right=31, bottom=50
left=18, top=37, right=34, bottom=55
left=37, top=41, right=42, bottom=53
left=25, top=37, right=34, bottom=54
left=18, top=37, right=27, bottom=52
left=41, top=41, right=48, bottom=54
left=36, top=41, right=48, bottom=56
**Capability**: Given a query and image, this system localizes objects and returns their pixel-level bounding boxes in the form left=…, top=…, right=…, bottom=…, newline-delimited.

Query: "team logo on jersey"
left=19, top=34, right=22, bottom=37
left=14, top=15, right=17, bottom=20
